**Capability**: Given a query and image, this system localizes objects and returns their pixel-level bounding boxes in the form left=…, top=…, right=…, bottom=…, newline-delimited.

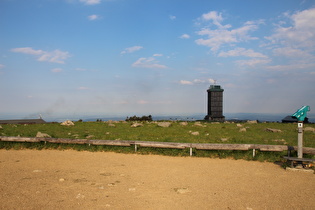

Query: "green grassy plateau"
left=1, top=121, right=314, bottom=162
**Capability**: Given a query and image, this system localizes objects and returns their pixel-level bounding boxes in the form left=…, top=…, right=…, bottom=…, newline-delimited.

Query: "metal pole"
left=297, top=122, right=303, bottom=159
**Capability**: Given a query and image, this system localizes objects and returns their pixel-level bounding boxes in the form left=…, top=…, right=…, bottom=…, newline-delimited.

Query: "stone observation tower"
left=204, top=84, right=225, bottom=122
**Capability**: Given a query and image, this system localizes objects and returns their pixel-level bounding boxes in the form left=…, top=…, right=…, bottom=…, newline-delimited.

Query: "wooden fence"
left=1, top=136, right=315, bottom=157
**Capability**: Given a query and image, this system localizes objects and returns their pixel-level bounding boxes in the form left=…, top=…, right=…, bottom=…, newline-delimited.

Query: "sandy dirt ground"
left=0, top=149, right=314, bottom=210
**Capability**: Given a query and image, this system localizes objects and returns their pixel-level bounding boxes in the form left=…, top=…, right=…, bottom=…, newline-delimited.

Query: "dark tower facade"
left=205, top=85, right=225, bottom=122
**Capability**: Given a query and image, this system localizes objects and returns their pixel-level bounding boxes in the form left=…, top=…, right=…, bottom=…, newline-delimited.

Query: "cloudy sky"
left=1, top=0, right=315, bottom=118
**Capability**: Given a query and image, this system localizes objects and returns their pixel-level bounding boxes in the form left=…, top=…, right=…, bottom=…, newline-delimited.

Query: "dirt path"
left=0, top=149, right=314, bottom=209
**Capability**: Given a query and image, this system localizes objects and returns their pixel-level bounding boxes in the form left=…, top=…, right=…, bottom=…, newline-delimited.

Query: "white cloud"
left=153, top=54, right=163, bottom=57
left=272, top=47, right=314, bottom=59
left=180, top=34, right=190, bottom=39
left=179, top=80, right=193, bottom=85
left=120, top=46, right=143, bottom=54
left=201, top=11, right=227, bottom=28
left=266, top=8, right=315, bottom=49
left=266, top=63, right=315, bottom=71
left=11, top=47, right=70, bottom=64
left=235, top=58, right=271, bottom=67
left=11, top=47, right=43, bottom=55
left=195, top=12, right=263, bottom=51
left=132, top=57, right=167, bottom=69
left=179, top=78, right=215, bottom=85
left=80, top=0, right=101, bottom=5
left=219, top=48, right=268, bottom=58
left=88, top=14, right=100, bottom=20
left=51, top=68, right=63, bottom=73
left=0, top=64, right=4, bottom=69
left=77, top=86, right=89, bottom=90
left=169, top=15, right=176, bottom=20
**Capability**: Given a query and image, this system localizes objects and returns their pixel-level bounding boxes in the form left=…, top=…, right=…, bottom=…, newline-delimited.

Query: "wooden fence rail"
left=1, top=136, right=315, bottom=156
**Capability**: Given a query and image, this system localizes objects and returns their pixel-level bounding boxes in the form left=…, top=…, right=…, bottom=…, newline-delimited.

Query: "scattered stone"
left=304, top=127, right=315, bottom=132
left=36, top=131, right=51, bottom=138
left=265, top=128, right=282, bottom=133
left=157, top=122, right=172, bottom=127
left=0, top=125, right=2, bottom=129
left=221, top=138, right=229, bottom=142
left=86, top=135, right=95, bottom=139
left=194, top=122, right=206, bottom=127
left=131, top=123, right=143, bottom=128
left=76, top=193, right=85, bottom=199
left=236, top=123, right=243, bottom=127
left=105, top=132, right=110, bottom=135
left=272, top=139, right=287, bottom=144
left=108, top=123, right=116, bottom=127
left=211, top=122, right=220, bottom=124
left=247, top=120, right=258, bottom=124
left=72, top=134, right=80, bottom=138
left=180, top=122, right=188, bottom=126
left=60, top=120, right=74, bottom=126
left=174, top=188, right=191, bottom=194
left=33, top=170, right=42, bottom=173
left=239, top=128, right=247, bottom=132
left=190, top=131, right=199, bottom=136
left=59, top=178, right=65, bottom=182
left=128, top=188, right=136, bottom=192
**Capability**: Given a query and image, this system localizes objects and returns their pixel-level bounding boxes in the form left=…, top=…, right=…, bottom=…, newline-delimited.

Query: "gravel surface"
left=0, top=150, right=314, bottom=209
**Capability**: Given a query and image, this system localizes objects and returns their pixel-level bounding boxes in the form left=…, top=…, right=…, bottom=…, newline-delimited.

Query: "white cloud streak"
left=179, top=78, right=215, bottom=85
left=132, top=57, right=167, bottom=69
left=235, top=58, right=271, bottom=67
left=180, top=34, right=190, bottom=39
left=88, top=14, right=100, bottom=20
left=219, top=48, right=267, bottom=58
left=169, top=15, right=176, bottom=20
left=51, top=68, right=63, bottom=73
left=120, top=46, right=143, bottom=54
left=80, top=0, right=101, bottom=5
left=11, top=47, right=70, bottom=64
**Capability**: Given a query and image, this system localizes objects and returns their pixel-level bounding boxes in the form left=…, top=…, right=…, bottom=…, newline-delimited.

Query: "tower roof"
left=208, top=85, right=224, bottom=92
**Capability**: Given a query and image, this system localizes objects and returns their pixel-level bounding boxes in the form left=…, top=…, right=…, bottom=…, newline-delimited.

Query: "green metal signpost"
left=291, top=106, right=310, bottom=159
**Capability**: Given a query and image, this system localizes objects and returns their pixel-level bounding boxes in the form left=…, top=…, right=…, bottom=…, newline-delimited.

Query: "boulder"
left=247, top=120, right=258, bottom=124
left=194, top=122, right=206, bottom=127
left=131, top=123, right=143, bottom=128
left=239, top=128, right=247, bottom=132
left=304, top=127, right=315, bottom=132
left=36, top=131, right=51, bottom=138
left=61, top=120, right=74, bottom=126
left=180, top=122, right=188, bottom=126
left=265, top=128, right=282, bottom=133
left=236, top=123, right=243, bottom=127
left=221, top=138, right=229, bottom=142
left=190, top=131, right=199, bottom=136
left=108, top=123, right=116, bottom=127
left=157, top=122, right=172, bottom=127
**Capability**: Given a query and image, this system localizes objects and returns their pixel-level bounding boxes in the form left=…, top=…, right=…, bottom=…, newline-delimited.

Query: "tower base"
left=204, top=115, right=225, bottom=122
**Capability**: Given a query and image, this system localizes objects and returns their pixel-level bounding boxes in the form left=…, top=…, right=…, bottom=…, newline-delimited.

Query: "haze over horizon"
left=1, top=0, right=315, bottom=118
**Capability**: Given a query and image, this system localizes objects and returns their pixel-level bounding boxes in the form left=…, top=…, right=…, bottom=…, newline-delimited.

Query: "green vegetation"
left=1, top=120, right=314, bottom=162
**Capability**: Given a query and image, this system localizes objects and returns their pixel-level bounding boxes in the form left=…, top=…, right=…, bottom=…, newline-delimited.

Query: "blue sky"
left=1, top=0, right=315, bottom=118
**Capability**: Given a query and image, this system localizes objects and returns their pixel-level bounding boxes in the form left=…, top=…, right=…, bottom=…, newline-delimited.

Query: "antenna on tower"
left=214, top=79, right=217, bottom=85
